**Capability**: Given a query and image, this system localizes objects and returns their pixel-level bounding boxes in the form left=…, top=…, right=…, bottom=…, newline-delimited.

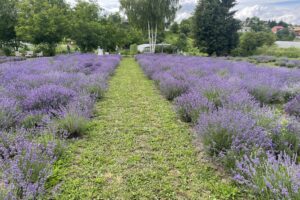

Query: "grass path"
left=50, top=58, right=240, bottom=199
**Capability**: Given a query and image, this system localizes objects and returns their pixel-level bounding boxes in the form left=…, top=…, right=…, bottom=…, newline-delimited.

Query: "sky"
left=68, top=0, right=300, bottom=25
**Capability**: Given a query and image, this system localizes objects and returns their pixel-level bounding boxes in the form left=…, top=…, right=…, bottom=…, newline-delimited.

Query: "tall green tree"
left=245, top=17, right=269, bottom=32
left=0, top=0, right=18, bottom=47
left=176, top=33, right=188, bottom=51
left=16, top=0, right=70, bottom=55
left=277, top=28, right=296, bottom=41
left=180, top=18, right=193, bottom=36
left=170, top=22, right=179, bottom=34
left=120, top=0, right=180, bottom=53
left=70, top=1, right=102, bottom=52
left=193, top=0, right=240, bottom=56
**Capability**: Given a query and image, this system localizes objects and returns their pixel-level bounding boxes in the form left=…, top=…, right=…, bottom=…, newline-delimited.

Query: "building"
left=238, top=26, right=252, bottom=33
left=294, top=27, right=300, bottom=37
left=272, top=26, right=284, bottom=34
left=137, top=43, right=171, bottom=53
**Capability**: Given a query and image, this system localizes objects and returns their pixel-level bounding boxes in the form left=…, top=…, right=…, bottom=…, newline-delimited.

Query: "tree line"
left=0, top=0, right=293, bottom=57
left=0, top=0, right=145, bottom=56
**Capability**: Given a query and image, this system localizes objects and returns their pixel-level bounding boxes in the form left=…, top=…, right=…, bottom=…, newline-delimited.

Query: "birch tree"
left=120, top=0, right=179, bottom=53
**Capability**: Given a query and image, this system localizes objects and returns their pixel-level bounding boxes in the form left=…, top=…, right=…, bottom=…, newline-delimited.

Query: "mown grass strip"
left=49, top=58, right=243, bottom=199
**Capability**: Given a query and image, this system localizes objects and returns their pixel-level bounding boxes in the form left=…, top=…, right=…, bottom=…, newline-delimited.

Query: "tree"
left=238, top=32, right=276, bottom=55
left=16, top=0, right=70, bottom=55
left=170, top=22, right=179, bottom=34
left=245, top=17, right=268, bottom=32
left=70, top=1, right=102, bottom=52
left=180, top=18, right=192, bottom=36
left=120, top=0, right=180, bottom=53
left=277, top=28, right=296, bottom=41
left=194, top=0, right=240, bottom=56
left=176, top=33, right=188, bottom=51
left=0, top=0, right=18, bottom=47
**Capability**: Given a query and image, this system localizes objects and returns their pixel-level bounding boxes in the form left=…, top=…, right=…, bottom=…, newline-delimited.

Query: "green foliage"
left=21, top=114, right=44, bottom=129
left=120, top=0, right=180, bottom=32
left=255, top=46, right=300, bottom=58
left=276, top=28, right=296, bottom=41
left=180, top=18, right=193, bottom=36
left=194, top=0, right=240, bottom=56
left=16, top=0, right=70, bottom=55
left=176, top=33, right=188, bottom=51
left=170, top=22, right=179, bottom=34
left=55, top=112, right=89, bottom=138
left=0, top=0, right=18, bottom=43
left=70, top=1, right=102, bottom=52
left=34, top=43, right=57, bottom=56
left=237, top=32, right=276, bottom=56
left=0, top=0, right=19, bottom=52
left=245, top=17, right=269, bottom=32
left=130, top=44, right=138, bottom=55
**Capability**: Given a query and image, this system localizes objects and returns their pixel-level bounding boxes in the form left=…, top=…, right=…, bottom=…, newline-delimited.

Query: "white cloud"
left=236, top=4, right=300, bottom=24
left=67, top=0, right=300, bottom=24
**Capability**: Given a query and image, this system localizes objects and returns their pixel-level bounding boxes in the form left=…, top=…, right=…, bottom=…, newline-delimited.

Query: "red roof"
left=272, top=26, right=284, bottom=33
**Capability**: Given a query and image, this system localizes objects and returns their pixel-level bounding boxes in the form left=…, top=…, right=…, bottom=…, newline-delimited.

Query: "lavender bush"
left=286, top=94, right=300, bottom=118
left=196, top=109, right=272, bottom=168
left=0, top=54, right=121, bottom=199
left=234, top=152, right=300, bottom=200
left=137, top=54, right=300, bottom=198
left=0, top=131, right=56, bottom=199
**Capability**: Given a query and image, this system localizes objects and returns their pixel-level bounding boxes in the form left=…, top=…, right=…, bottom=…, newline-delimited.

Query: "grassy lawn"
left=49, top=58, right=243, bottom=199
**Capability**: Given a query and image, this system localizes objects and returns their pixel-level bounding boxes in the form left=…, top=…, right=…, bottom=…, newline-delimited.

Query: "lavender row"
left=137, top=54, right=300, bottom=199
left=0, top=56, right=25, bottom=64
left=0, top=54, right=121, bottom=199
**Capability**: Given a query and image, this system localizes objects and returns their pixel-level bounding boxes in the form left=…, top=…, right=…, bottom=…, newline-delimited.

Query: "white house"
left=137, top=43, right=171, bottom=53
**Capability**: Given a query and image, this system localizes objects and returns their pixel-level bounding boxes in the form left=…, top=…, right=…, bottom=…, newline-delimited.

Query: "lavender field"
left=137, top=54, right=300, bottom=199
left=0, top=54, right=121, bottom=199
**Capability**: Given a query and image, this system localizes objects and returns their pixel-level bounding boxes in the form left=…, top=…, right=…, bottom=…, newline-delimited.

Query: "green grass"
left=48, top=58, right=245, bottom=199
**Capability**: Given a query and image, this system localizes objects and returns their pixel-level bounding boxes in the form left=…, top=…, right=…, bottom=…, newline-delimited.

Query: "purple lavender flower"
left=175, top=90, right=214, bottom=123
left=285, top=94, right=300, bottom=118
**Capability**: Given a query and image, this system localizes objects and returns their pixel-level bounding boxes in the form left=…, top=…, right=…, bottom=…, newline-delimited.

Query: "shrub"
left=175, top=90, right=214, bottom=123
left=285, top=95, right=300, bottom=118
left=21, top=114, right=44, bottom=129
left=272, top=120, right=300, bottom=157
left=0, top=131, right=55, bottom=199
left=157, top=73, right=188, bottom=100
left=22, top=85, right=76, bottom=113
left=196, top=109, right=272, bottom=167
left=234, top=152, right=300, bottom=200
left=54, top=107, right=89, bottom=138
left=0, top=98, right=21, bottom=130
left=130, top=44, right=138, bottom=55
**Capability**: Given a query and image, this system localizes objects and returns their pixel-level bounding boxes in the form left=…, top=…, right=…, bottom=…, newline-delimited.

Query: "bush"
left=238, top=32, right=276, bottom=56
left=175, top=90, right=214, bottom=123
left=130, top=44, right=138, bottom=55
left=234, top=152, right=300, bottom=200
left=1, top=46, right=13, bottom=56
left=21, top=114, right=44, bottom=129
left=196, top=109, right=272, bottom=168
left=272, top=120, right=300, bottom=157
left=156, top=73, right=188, bottom=100
left=54, top=107, right=89, bottom=138
left=0, top=98, right=21, bottom=130
left=34, top=43, right=56, bottom=56
left=0, top=131, right=55, bottom=199
left=23, top=85, right=76, bottom=113
left=285, top=95, right=300, bottom=118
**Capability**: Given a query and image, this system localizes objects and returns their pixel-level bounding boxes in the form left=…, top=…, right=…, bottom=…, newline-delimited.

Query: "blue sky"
left=68, top=0, right=300, bottom=24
